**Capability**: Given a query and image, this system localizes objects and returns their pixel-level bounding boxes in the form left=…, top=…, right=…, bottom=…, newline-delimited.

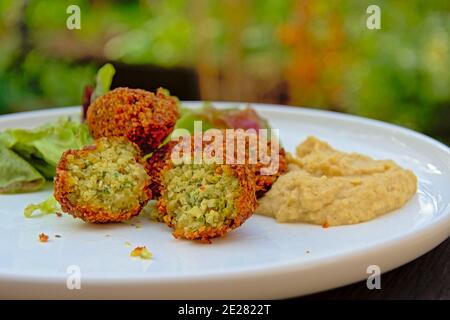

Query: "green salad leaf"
left=24, top=196, right=59, bottom=218
left=0, top=118, right=92, bottom=179
left=161, top=104, right=275, bottom=148
left=91, top=63, right=116, bottom=102
left=173, top=106, right=215, bottom=134
left=0, top=145, right=45, bottom=193
left=174, top=103, right=271, bottom=135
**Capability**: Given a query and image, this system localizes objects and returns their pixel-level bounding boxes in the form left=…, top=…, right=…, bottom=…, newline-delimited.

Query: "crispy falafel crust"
left=86, top=87, right=179, bottom=153
left=255, top=145, right=287, bottom=197
left=54, top=139, right=152, bottom=223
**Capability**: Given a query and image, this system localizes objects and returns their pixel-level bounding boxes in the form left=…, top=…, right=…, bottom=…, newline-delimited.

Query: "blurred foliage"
left=0, top=0, right=448, bottom=138
left=279, top=0, right=449, bottom=133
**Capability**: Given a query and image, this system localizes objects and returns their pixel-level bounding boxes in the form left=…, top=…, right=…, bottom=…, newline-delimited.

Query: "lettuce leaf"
left=174, top=103, right=271, bottom=135
left=24, top=196, right=59, bottom=218
left=0, top=145, right=45, bottom=193
left=82, top=63, right=116, bottom=120
left=91, top=63, right=116, bottom=102
left=0, top=118, right=92, bottom=179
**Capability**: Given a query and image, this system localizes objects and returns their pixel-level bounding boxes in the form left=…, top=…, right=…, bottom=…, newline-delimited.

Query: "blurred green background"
left=0, top=0, right=448, bottom=142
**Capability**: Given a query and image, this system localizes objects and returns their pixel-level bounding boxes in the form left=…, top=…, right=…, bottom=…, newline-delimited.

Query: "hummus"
left=256, top=136, right=417, bottom=226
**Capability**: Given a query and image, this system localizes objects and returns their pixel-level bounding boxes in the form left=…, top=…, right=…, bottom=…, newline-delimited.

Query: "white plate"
left=0, top=103, right=449, bottom=299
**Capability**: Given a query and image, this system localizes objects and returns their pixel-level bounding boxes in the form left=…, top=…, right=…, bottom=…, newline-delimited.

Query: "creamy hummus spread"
left=256, top=136, right=417, bottom=226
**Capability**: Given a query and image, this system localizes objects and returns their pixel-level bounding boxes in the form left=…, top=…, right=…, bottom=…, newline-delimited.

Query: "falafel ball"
left=147, top=139, right=287, bottom=200
left=154, top=135, right=257, bottom=242
left=86, top=87, right=179, bottom=153
left=54, top=137, right=151, bottom=223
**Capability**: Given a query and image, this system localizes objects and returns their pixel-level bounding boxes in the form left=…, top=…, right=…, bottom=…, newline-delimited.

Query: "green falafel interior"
left=162, top=163, right=241, bottom=232
left=63, top=137, right=149, bottom=214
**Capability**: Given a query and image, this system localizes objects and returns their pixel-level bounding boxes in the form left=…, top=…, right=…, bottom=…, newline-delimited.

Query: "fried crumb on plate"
left=130, top=246, right=152, bottom=260
left=39, top=233, right=49, bottom=243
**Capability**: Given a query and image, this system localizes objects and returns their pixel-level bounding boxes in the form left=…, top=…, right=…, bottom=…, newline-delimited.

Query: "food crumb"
left=322, top=222, right=329, bottom=228
left=105, top=234, right=111, bottom=237
left=130, top=246, right=152, bottom=260
left=125, top=241, right=132, bottom=247
left=306, top=250, right=310, bottom=254
left=56, top=212, right=62, bottom=218
left=55, top=235, right=61, bottom=238
left=39, top=233, right=49, bottom=243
